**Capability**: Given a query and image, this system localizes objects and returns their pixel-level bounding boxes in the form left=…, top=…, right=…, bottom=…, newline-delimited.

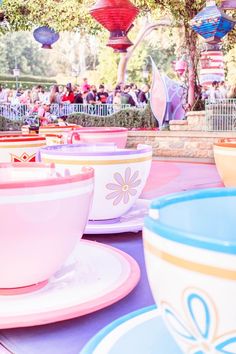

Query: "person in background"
left=0, top=85, right=8, bottom=103
left=29, top=100, right=40, bottom=115
left=49, top=85, right=61, bottom=104
left=218, top=81, right=227, bottom=99
left=37, top=85, right=46, bottom=103
left=81, top=78, right=90, bottom=94
left=19, top=90, right=32, bottom=105
left=208, top=81, right=220, bottom=103
left=38, top=100, right=51, bottom=126
left=121, top=85, right=136, bottom=106
left=129, top=83, right=139, bottom=107
left=74, top=87, right=83, bottom=104
left=97, top=84, right=109, bottom=104
left=106, top=84, right=121, bottom=104
left=61, top=83, right=74, bottom=104
left=7, top=90, right=14, bottom=103
left=201, top=86, right=209, bottom=100
left=227, top=84, right=236, bottom=99
left=138, top=84, right=150, bottom=106
left=86, top=85, right=98, bottom=104
left=113, top=90, right=122, bottom=111
left=31, top=86, right=40, bottom=102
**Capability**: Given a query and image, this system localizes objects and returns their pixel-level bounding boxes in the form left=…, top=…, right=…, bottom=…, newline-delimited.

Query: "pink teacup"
left=0, top=162, right=94, bottom=291
left=67, top=127, right=128, bottom=148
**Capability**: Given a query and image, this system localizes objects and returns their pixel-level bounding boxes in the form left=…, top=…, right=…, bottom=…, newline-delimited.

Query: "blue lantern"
left=190, top=1, right=235, bottom=44
left=33, top=26, right=59, bottom=49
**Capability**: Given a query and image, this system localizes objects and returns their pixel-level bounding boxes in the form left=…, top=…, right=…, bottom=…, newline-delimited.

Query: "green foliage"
left=2, top=0, right=100, bottom=33
left=0, top=32, right=57, bottom=77
left=0, top=74, right=56, bottom=83
left=0, top=73, right=56, bottom=90
left=67, top=104, right=158, bottom=129
left=95, top=43, right=120, bottom=87
left=0, top=115, right=22, bottom=131
left=0, top=81, right=55, bottom=90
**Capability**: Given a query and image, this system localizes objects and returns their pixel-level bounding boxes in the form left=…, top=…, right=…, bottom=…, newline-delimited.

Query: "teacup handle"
left=67, top=131, right=80, bottom=144
left=35, top=149, right=41, bottom=162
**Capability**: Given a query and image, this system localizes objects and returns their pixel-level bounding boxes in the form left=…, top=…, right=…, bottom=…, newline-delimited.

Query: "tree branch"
left=117, top=18, right=172, bottom=83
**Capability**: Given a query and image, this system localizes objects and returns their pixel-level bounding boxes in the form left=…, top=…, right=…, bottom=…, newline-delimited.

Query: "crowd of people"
left=0, top=79, right=150, bottom=108
left=200, top=81, right=236, bottom=103
left=0, top=78, right=151, bottom=125
left=1, top=77, right=236, bottom=126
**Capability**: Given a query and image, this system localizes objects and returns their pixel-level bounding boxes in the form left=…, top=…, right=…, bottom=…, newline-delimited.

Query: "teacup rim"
left=145, top=187, right=236, bottom=255
left=0, top=135, right=45, bottom=142
left=0, top=163, right=94, bottom=189
left=39, top=143, right=152, bottom=157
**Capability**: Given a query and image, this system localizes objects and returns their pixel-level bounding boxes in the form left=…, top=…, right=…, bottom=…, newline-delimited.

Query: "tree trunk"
left=185, top=26, right=198, bottom=108
left=117, top=53, right=128, bottom=84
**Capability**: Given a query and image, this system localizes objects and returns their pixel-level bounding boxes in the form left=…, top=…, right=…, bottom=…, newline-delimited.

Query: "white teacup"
left=0, top=134, right=46, bottom=162
left=143, top=188, right=236, bottom=354
left=39, top=143, right=152, bottom=220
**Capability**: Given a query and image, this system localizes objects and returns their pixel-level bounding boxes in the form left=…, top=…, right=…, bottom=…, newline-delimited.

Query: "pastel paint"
left=0, top=163, right=94, bottom=289
left=39, top=143, right=152, bottom=220
left=214, top=139, right=236, bottom=186
left=143, top=188, right=236, bottom=354
left=0, top=135, right=46, bottom=163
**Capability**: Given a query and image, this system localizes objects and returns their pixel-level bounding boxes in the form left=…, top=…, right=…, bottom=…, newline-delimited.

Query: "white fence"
left=205, top=99, right=236, bottom=131
left=0, top=103, right=131, bottom=121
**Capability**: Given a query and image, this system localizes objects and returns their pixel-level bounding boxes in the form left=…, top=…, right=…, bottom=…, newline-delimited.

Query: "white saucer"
left=84, top=199, right=151, bottom=234
left=81, top=306, right=182, bottom=354
left=0, top=240, right=140, bottom=329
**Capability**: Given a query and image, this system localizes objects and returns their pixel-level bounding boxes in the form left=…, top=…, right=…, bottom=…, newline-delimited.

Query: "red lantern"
left=90, top=0, right=139, bottom=52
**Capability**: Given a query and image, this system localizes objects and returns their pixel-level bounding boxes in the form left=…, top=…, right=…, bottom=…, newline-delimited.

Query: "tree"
left=0, top=0, right=235, bottom=106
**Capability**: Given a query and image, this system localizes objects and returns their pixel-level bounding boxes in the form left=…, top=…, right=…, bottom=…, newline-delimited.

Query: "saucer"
left=0, top=240, right=140, bottom=329
left=81, top=306, right=182, bottom=354
left=84, top=199, right=151, bottom=234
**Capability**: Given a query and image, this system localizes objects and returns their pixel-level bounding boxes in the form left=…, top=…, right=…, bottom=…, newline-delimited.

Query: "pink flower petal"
left=114, top=172, right=124, bottom=186
left=125, top=167, right=131, bottom=184
left=129, top=170, right=139, bottom=183
left=123, top=191, right=130, bottom=204
left=113, top=192, right=124, bottom=205
left=106, top=191, right=120, bottom=200
left=106, top=183, right=121, bottom=191
left=130, top=179, right=142, bottom=188
left=128, top=188, right=137, bottom=196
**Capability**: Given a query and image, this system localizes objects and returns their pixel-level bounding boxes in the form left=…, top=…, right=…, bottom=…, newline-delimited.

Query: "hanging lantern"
left=200, top=43, right=224, bottom=86
left=90, top=0, right=139, bottom=53
left=200, top=55, right=211, bottom=69
left=175, top=59, right=187, bottom=76
left=33, top=26, right=59, bottom=49
left=190, top=1, right=235, bottom=44
left=220, top=0, right=236, bottom=9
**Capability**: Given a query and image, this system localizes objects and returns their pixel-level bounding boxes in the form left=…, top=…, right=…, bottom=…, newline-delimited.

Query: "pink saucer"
left=0, top=240, right=140, bottom=329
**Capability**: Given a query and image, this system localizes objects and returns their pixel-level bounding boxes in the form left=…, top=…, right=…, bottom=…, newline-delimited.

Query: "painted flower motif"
left=162, top=289, right=236, bottom=354
left=106, top=167, right=141, bottom=206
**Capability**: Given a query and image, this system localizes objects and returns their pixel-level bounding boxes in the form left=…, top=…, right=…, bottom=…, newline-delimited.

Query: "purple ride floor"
left=0, top=160, right=222, bottom=354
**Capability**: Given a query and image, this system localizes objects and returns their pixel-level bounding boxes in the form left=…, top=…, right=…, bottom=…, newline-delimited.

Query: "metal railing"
left=0, top=103, right=131, bottom=121
left=205, top=99, right=236, bottom=131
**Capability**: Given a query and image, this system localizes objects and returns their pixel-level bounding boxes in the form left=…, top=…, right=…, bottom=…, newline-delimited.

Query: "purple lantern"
left=33, top=26, right=59, bottom=49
